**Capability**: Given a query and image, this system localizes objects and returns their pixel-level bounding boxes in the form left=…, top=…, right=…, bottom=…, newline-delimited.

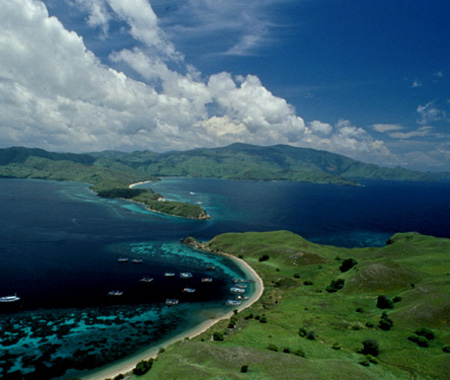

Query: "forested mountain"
left=0, top=143, right=446, bottom=187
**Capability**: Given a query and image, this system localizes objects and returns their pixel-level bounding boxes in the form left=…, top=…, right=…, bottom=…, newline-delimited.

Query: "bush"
left=293, top=348, right=306, bottom=357
left=415, top=327, right=435, bottom=340
left=361, top=338, right=379, bottom=357
left=332, top=342, right=341, bottom=350
left=356, top=307, right=364, bottom=313
left=267, top=343, right=279, bottom=352
left=366, top=354, right=378, bottom=364
left=303, top=280, right=313, bottom=286
left=244, top=313, right=254, bottom=320
left=240, top=365, right=249, bottom=373
left=393, top=296, right=402, bottom=303
left=378, top=312, right=393, bottom=331
left=340, top=258, right=357, bottom=272
left=376, top=295, right=394, bottom=309
left=442, top=345, right=450, bottom=353
left=259, top=254, right=270, bottom=262
left=283, top=347, right=291, bottom=353
left=133, top=359, right=154, bottom=376
left=326, top=279, right=345, bottom=293
left=213, top=332, right=224, bottom=341
left=298, top=327, right=307, bottom=337
left=408, top=335, right=429, bottom=347
left=359, top=358, right=370, bottom=367
left=259, top=316, right=267, bottom=323
left=293, top=273, right=300, bottom=279
left=306, top=331, right=316, bottom=340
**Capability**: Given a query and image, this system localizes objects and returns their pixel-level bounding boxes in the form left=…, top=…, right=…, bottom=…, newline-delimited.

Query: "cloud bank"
left=0, top=0, right=397, bottom=166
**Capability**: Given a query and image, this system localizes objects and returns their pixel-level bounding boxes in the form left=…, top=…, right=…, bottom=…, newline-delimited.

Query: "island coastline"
left=81, top=245, right=264, bottom=380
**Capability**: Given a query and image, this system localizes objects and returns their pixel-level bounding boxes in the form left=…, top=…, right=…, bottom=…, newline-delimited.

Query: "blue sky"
left=0, top=0, right=449, bottom=171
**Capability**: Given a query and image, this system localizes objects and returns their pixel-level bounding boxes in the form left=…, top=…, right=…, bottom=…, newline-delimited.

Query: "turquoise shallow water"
left=1, top=177, right=449, bottom=379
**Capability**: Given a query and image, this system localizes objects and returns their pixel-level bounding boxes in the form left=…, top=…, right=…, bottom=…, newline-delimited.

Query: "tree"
left=340, top=258, right=357, bottom=272
left=361, top=338, right=380, bottom=356
left=376, top=295, right=394, bottom=309
left=133, top=359, right=154, bottom=376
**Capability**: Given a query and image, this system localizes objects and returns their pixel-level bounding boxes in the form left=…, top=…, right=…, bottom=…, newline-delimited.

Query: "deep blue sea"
left=1, top=177, right=449, bottom=379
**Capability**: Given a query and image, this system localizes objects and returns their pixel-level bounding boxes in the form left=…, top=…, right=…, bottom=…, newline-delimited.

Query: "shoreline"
left=81, top=248, right=264, bottom=380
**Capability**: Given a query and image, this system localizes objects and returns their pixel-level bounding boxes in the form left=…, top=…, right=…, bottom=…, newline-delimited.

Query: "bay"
left=0, top=177, right=449, bottom=379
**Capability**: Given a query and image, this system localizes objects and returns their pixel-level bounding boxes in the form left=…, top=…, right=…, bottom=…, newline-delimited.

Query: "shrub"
left=259, top=254, right=270, bottom=262
left=393, top=296, right=402, bottom=303
left=408, top=335, right=429, bottom=347
left=293, top=273, right=300, bottom=279
left=213, top=332, right=224, bottom=341
left=361, top=338, right=379, bottom=356
left=267, top=343, right=279, bottom=352
left=376, top=295, right=394, bottom=309
left=303, top=280, right=313, bottom=286
left=283, top=347, right=291, bottom=353
left=378, top=312, right=393, bottom=331
left=332, top=342, right=341, bottom=350
left=306, top=331, right=316, bottom=340
left=259, top=316, right=267, bottom=323
left=133, top=359, right=154, bottom=376
left=340, top=258, right=357, bottom=272
left=293, top=348, right=306, bottom=357
left=359, top=358, right=370, bottom=367
left=356, top=307, right=364, bottom=313
left=366, top=354, right=378, bottom=364
left=326, top=279, right=345, bottom=293
left=240, top=365, right=249, bottom=373
left=415, top=327, right=435, bottom=340
left=442, top=345, right=450, bottom=353
left=298, top=327, right=307, bottom=337
left=244, top=313, right=254, bottom=320
left=365, top=322, right=374, bottom=328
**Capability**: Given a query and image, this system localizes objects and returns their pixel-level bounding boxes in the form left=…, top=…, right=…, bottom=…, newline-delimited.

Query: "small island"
left=97, top=187, right=209, bottom=220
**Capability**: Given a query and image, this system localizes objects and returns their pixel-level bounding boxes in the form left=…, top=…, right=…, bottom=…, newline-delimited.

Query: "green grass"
left=128, top=231, right=450, bottom=380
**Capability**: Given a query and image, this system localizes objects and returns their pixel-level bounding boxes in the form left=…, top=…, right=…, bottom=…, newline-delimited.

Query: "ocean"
left=1, top=177, right=449, bottom=379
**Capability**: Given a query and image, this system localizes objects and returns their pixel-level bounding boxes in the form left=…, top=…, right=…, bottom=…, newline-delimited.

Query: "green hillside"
left=96, top=143, right=439, bottom=184
left=129, top=231, right=450, bottom=380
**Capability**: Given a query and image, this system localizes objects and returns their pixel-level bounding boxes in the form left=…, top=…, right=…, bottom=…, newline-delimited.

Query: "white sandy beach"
left=81, top=253, right=264, bottom=380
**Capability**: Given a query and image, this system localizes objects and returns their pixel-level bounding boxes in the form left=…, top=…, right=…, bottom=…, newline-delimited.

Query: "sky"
left=0, top=0, right=449, bottom=171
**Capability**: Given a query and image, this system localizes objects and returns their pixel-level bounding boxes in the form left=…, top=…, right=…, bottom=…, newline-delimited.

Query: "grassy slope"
left=130, top=231, right=450, bottom=380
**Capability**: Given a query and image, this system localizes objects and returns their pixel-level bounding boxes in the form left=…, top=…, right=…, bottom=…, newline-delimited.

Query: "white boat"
left=201, top=277, right=213, bottom=283
left=165, top=272, right=175, bottom=277
left=118, top=258, right=129, bottom=263
left=0, top=294, right=20, bottom=302
left=236, top=295, right=249, bottom=300
left=165, top=299, right=179, bottom=305
left=230, top=287, right=245, bottom=294
left=140, top=277, right=154, bottom=283
left=180, top=272, right=193, bottom=279
left=226, top=300, right=241, bottom=306
left=182, top=288, right=196, bottom=293
left=108, top=290, right=123, bottom=296
left=132, top=259, right=143, bottom=264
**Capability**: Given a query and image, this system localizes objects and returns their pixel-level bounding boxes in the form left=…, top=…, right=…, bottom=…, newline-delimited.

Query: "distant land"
left=1, top=144, right=449, bottom=190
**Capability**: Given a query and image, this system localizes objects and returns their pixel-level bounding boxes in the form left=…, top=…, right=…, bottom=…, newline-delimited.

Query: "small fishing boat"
left=230, top=287, right=245, bottom=294
left=201, top=277, right=213, bottom=283
left=0, top=294, right=20, bottom=303
left=226, top=300, right=241, bottom=306
left=117, top=258, right=129, bottom=263
left=164, top=272, right=175, bottom=277
left=182, top=288, right=196, bottom=293
left=132, top=259, right=143, bottom=264
left=140, top=277, right=154, bottom=283
left=165, top=299, right=179, bottom=305
left=108, top=290, right=123, bottom=296
left=180, top=272, right=193, bottom=279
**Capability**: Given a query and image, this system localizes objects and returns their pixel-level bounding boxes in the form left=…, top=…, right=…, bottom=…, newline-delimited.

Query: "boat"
left=236, top=295, right=249, bottom=300
left=206, top=265, right=216, bottom=271
left=201, top=277, right=213, bottom=283
left=132, top=259, right=143, bottom=264
left=139, top=277, right=154, bottom=283
left=165, top=299, right=179, bottom=305
left=108, top=290, right=123, bottom=296
left=180, top=272, right=193, bottom=279
left=235, top=284, right=247, bottom=289
left=182, top=288, right=196, bottom=293
left=226, top=300, right=241, bottom=306
left=164, top=272, right=175, bottom=277
left=230, top=287, right=245, bottom=294
left=117, top=258, right=129, bottom=263
left=0, top=294, right=20, bottom=303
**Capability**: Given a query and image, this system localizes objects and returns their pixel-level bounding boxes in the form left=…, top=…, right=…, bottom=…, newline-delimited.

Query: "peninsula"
left=86, top=230, right=449, bottom=380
